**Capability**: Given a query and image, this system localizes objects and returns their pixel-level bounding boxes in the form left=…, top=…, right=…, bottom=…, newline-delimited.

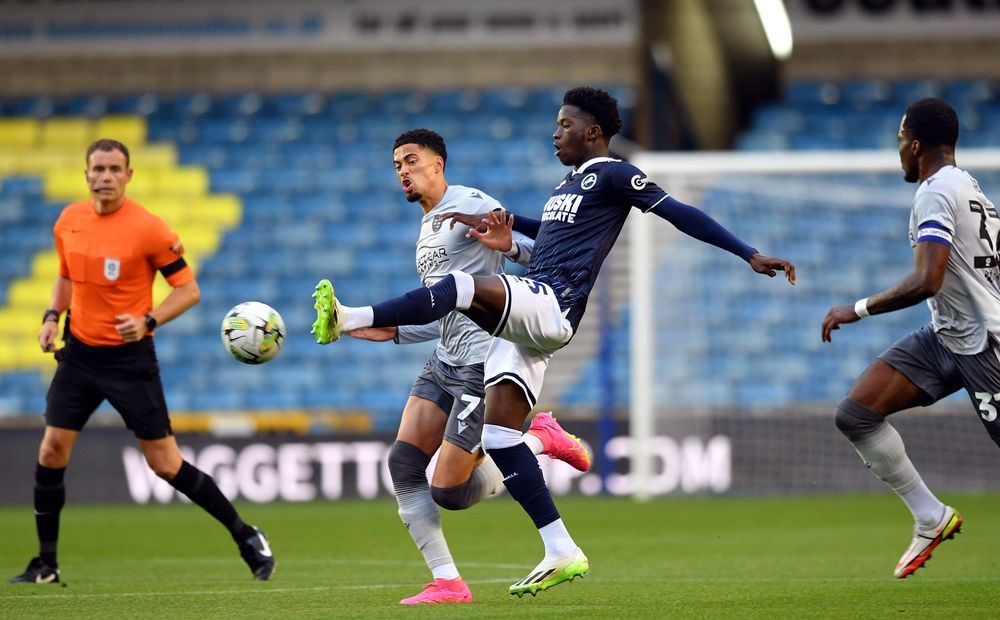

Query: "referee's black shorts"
left=46, top=334, right=172, bottom=440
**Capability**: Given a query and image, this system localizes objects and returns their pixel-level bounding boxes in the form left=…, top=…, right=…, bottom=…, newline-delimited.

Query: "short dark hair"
left=903, top=98, right=959, bottom=148
left=393, top=129, right=447, bottom=167
left=563, top=87, right=623, bottom=139
left=86, top=139, right=130, bottom=167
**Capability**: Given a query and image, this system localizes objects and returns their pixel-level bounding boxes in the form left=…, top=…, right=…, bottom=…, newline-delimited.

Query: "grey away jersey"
left=405, top=184, right=533, bottom=366
left=910, top=165, right=1000, bottom=354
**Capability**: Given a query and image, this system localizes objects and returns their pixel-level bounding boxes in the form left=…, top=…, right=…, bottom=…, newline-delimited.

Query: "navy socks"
left=371, top=273, right=459, bottom=328
left=487, top=443, right=560, bottom=528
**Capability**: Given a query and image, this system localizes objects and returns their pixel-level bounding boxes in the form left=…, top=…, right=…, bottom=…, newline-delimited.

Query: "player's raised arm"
left=648, top=195, right=796, bottom=284
left=822, top=238, right=949, bottom=342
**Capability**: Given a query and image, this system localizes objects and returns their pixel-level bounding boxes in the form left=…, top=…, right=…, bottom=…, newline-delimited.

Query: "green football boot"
left=311, top=279, right=341, bottom=344
left=509, top=547, right=589, bottom=597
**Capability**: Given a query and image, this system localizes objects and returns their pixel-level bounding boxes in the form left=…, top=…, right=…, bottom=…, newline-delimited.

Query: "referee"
left=9, top=139, right=275, bottom=584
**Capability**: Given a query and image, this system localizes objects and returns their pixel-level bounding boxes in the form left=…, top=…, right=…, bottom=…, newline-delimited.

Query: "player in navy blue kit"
left=313, top=87, right=796, bottom=596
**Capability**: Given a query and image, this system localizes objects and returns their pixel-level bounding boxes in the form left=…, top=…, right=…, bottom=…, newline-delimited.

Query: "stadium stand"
left=562, top=77, right=1000, bottom=411
left=0, top=86, right=628, bottom=430
left=2, top=80, right=995, bottom=426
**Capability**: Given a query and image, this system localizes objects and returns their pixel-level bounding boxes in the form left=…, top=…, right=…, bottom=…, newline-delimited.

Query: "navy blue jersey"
left=525, top=157, right=668, bottom=330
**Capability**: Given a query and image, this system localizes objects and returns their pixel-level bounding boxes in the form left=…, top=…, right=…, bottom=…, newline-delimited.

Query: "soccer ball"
left=221, top=301, right=286, bottom=364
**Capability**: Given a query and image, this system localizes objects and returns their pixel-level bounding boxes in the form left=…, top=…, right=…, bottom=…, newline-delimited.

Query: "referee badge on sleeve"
left=104, top=258, right=121, bottom=281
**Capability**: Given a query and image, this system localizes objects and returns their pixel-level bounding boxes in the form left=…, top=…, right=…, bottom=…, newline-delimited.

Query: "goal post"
left=626, top=148, right=1000, bottom=501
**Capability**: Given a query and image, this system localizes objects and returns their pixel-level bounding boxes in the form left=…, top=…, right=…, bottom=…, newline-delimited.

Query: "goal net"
left=625, top=149, right=1000, bottom=499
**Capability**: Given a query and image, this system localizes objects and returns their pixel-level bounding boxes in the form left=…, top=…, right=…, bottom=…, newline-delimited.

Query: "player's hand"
left=822, top=304, right=861, bottom=342
left=468, top=209, right=514, bottom=252
left=348, top=326, right=398, bottom=342
left=437, top=211, right=488, bottom=233
left=748, top=253, right=796, bottom=285
left=38, top=321, right=59, bottom=353
left=115, top=313, right=146, bottom=343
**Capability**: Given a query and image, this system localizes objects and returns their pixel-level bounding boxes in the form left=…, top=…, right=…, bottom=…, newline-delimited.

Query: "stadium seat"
left=0, top=118, right=40, bottom=147
left=41, top=118, right=93, bottom=148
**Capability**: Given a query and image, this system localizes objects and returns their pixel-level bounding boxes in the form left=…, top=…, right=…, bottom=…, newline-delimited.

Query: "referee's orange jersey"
left=54, top=198, right=194, bottom=346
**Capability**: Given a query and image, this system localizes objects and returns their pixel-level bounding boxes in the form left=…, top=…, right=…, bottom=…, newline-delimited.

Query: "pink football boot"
left=528, top=412, right=592, bottom=472
left=399, top=577, right=472, bottom=605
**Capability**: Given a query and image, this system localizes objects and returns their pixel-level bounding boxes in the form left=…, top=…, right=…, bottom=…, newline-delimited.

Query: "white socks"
left=849, top=422, right=944, bottom=529
left=450, top=271, right=475, bottom=311
left=539, top=519, right=578, bottom=560
left=338, top=304, right=374, bottom=332
left=481, top=423, right=523, bottom=450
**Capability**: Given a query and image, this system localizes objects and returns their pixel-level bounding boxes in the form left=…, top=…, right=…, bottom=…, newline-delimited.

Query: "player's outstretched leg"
left=509, top=547, right=590, bottom=598
left=895, top=506, right=963, bottom=579
left=527, top=412, right=591, bottom=472
left=9, top=557, right=60, bottom=584
left=239, top=526, right=277, bottom=581
left=312, top=279, right=342, bottom=344
left=482, top=422, right=588, bottom=596
left=400, top=578, right=473, bottom=605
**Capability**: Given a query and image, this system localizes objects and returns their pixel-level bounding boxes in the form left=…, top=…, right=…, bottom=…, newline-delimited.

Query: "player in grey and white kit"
left=346, top=129, right=591, bottom=605
left=823, top=98, right=999, bottom=579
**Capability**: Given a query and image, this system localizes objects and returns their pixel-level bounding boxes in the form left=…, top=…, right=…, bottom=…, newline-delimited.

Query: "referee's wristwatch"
left=145, top=313, right=158, bottom=332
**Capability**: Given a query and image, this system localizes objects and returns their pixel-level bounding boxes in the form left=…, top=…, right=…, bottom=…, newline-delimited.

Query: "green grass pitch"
left=2, top=494, right=998, bottom=618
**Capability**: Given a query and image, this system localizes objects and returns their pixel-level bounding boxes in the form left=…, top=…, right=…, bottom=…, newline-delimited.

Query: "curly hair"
left=562, top=87, right=623, bottom=139
left=903, top=98, right=958, bottom=148
left=393, top=128, right=447, bottom=166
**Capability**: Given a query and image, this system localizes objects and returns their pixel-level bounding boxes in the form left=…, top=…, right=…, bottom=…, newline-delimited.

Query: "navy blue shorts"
left=46, top=334, right=172, bottom=440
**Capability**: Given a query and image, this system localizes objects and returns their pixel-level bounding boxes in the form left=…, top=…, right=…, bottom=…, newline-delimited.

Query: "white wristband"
left=854, top=298, right=870, bottom=319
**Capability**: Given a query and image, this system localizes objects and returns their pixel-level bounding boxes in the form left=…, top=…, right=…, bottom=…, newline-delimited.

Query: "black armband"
left=159, top=257, right=187, bottom=277
left=42, top=309, right=60, bottom=324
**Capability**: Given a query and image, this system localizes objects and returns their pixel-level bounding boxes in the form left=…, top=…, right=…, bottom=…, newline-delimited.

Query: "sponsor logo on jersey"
left=416, top=246, right=448, bottom=278
left=541, top=193, right=583, bottom=224
left=581, top=173, right=598, bottom=190
left=630, top=175, right=648, bottom=190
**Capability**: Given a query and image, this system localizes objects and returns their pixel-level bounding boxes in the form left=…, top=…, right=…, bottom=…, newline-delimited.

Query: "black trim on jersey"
left=159, top=257, right=187, bottom=277
left=485, top=372, right=537, bottom=408
left=493, top=274, right=514, bottom=337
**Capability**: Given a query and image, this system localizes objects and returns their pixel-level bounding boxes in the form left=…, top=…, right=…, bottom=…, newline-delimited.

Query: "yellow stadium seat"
left=143, top=199, right=188, bottom=226
left=153, top=167, right=209, bottom=197
left=44, top=169, right=89, bottom=202
left=131, top=144, right=177, bottom=169
left=0, top=311, right=49, bottom=340
left=31, top=251, right=61, bottom=278
left=42, top=118, right=93, bottom=148
left=18, top=149, right=82, bottom=175
left=94, top=116, right=146, bottom=146
left=0, top=151, right=17, bottom=175
left=174, top=226, right=221, bottom=256
left=191, top=195, right=242, bottom=227
left=123, top=172, right=153, bottom=198
left=0, top=118, right=40, bottom=147
left=8, top=280, right=54, bottom=310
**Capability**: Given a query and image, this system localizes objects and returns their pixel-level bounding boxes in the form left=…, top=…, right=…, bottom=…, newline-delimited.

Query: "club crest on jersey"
left=631, top=175, right=648, bottom=190
left=581, top=173, right=598, bottom=190
left=103, top=258, right=121, bottom=281
left=432, top=215, right=443, bottom=232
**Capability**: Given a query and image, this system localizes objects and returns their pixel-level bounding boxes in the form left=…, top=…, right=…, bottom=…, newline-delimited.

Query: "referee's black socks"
left=34, top=463, right=66, bottom=567
left=169, top=461, right=254, bottom=542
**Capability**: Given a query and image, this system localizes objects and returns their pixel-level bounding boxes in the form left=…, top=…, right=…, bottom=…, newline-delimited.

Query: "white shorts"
left=484, top=274, right=574, bottom=407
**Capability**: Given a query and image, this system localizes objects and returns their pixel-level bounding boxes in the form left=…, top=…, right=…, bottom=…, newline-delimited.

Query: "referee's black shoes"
left=239, top=526, right=276, bottom=580
left=9, top=557, right=60, bottom=584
